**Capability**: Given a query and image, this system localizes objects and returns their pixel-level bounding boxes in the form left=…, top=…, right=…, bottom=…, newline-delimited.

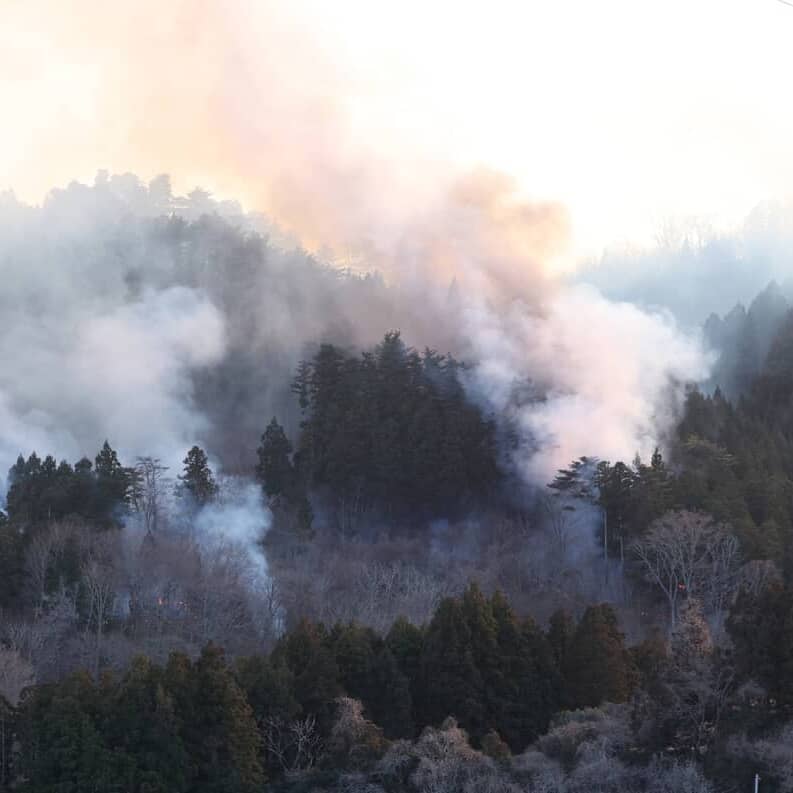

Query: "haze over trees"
left=1, top=178, right=793, bottom=790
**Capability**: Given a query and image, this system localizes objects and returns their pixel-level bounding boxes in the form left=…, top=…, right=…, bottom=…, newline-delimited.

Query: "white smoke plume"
left=193, top=479, right=271, bottom=590
left=460, top=285, right=713, bottom=482
left=0, top=282, right=224, bottom=483
left=0, top=0, right=715, bottom=494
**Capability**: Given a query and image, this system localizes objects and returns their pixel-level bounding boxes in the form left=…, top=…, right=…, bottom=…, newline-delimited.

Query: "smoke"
left=460, top=286, right=713, bottom=481
left=579, top=201, right=793, bottom=327
left=193, top=479, right=271, bottom=591
left=0, top=0, right=714, bottom=496
left=0, top=279, right=224, bottom=482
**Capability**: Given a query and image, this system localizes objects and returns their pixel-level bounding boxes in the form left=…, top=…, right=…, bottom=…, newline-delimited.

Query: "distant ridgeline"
left=668, top=281, right=793, bottom=562
left=703, top=280, right=793, bottom=398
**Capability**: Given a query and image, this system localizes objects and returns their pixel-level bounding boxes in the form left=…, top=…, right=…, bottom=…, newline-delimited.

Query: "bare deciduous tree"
left=667, top=599, right=734, bottom=753
left=632, top=511, right=741, bottom=627
left=24, top=526, right=61, bottom=612
left=263, top=714, right=323, bottom=773
left=81, top=535, right=119, bottom=676
left=541, top=493, right=578, bottom=558
left=738, top=559, right=782, bottom=599
left=130, top=457, right=171, bottom=536
left=0, top=648, right=34, bottom=706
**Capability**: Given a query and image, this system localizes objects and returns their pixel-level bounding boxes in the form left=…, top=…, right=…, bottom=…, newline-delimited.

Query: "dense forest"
left=2, top=181, right=793, bottom=791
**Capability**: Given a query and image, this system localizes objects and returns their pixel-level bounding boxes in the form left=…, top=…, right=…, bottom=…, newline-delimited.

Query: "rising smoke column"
left=460, top=285, right=712, bottom=482
left=0, top=0, right=713, bottom=487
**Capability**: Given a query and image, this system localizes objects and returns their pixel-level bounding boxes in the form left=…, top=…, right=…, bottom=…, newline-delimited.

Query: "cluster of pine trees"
left=674, top=316, right=793, bottom=565
left=5, top=443, right=129, bottom=529
left=259, top=331, right=501, bottom=532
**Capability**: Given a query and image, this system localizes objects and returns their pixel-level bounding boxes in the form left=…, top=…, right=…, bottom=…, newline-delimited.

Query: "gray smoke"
left=193, top=478, right=271, bottom=590
left=0, top=174, right=713, bottom=496
left=579, top=201, right=793, bottom=327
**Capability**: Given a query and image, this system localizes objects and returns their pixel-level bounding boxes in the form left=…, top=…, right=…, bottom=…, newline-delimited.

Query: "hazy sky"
left=2, top=0, right=792, bottom=258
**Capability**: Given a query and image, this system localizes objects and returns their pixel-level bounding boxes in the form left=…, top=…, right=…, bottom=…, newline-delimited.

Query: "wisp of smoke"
left=193, top=480, right=271, bottom=591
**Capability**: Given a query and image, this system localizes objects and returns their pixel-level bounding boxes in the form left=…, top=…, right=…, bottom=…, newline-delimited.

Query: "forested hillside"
left=1, top=181, right=793, bottom=791
left=5, top=0, right=793, bottom=784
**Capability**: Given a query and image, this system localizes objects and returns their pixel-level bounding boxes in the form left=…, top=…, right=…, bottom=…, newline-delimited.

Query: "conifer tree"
left=418, top=597, right=485, bottom=734
left=368, top=646, right=414, bottom=739
left=489, top=591, right=557, bottom=749
left=327, top=622, right=379, bottom=706
left=271, top=619, right=341, bottom=727
left=178, top=445, right=218, bottom=506
left=548, top=609, right=575, bottom=670
left=256, top=419, right=296, bottom=499
left=94, top=440, right=130, bottom=521
left=188, top=644, right=264, bottom=792
left=564, top=604, right=636, bottom=709
left=386, top=616, right=424, bottom=721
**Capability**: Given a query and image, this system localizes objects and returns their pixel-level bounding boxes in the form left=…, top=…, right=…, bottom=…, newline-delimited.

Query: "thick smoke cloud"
left=0, top=269, right=224, bottom=483
left=0, top=0, right=713, bottom=494
left=460, top=286, right=712, bottom=481
left=0, top=178, right=710, bottom=493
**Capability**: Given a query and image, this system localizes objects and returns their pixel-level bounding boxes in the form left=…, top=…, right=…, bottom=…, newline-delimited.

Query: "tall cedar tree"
left=270, top=619, right=341, bottom=729
left=178, top=445, right=218, bottom=505
left=256, top=419, right=297, bottom=499
left=563, top=604, right=636, bottom=709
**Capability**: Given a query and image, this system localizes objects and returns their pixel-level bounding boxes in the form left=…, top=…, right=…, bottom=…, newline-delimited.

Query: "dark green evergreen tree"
left=256, top=419, right=296, bottom=499
left=178, top=445, right=218, bottom=506
left=563, top=604, right=636, bottom=709
left=489, top=591, right=557, bottom=750
left=94, top=440, right=130, bottom=522
left=368, top=646, right=414, bottom=739
left=256, top=418, right=313, bottom=537
left=270, top=619, right=341, bottom=728
left=418, top=597, right=485, bottom=734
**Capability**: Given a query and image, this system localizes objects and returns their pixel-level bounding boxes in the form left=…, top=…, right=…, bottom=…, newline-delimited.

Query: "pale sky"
left=2, top=0, right=792, bottom=258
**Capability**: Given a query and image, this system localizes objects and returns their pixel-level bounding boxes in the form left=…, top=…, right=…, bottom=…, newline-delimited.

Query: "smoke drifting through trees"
left=0, top=176, right=709, bottom=495
left=0, top=0, right=712, bottom=491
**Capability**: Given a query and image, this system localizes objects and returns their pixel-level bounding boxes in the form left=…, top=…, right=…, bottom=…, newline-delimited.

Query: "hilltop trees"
left=5, top=442, right=131, bottom=529
left=288, top=332, right=501, bottom=528
left=254, top=331, right=501, bottom=537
